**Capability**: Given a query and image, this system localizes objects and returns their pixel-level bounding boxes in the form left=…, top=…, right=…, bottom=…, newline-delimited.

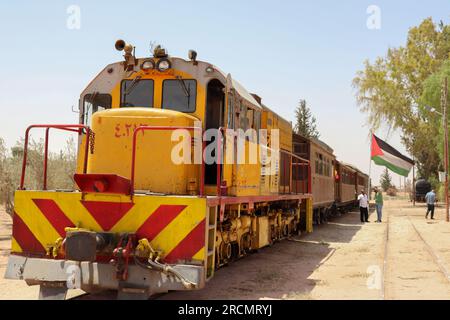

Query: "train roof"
left=292, top=132, right=334, bottom=154
left=260, top=103, right=292, bottom=126
left=339, top=162, right=368, bottom=177
left=82, top=56, right=263, bottom=111
left=212, top=65, right=262, bottom=110
left=311, top=137, right=334, bottom=154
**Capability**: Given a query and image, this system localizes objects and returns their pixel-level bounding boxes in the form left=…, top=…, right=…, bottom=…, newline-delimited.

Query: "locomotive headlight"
left=140, top=59, right=155, bottom=71
left=157, top=58, right=171, bottom=72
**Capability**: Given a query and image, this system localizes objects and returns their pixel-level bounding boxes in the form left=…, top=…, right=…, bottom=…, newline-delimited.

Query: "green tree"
left=380, top=168, right=392, bottom=192
left=353, top=18, right=450, bottom=180
left=294, top=99, right=320, bottom=139
left=421, top=60, right=450, bottom=168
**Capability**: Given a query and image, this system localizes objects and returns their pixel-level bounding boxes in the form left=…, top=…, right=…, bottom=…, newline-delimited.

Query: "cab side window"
left=83, top=93, right=112, bottom=125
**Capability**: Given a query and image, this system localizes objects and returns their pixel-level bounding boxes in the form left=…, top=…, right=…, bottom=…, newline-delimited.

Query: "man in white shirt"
left=357, top=189, right=369, bottom=223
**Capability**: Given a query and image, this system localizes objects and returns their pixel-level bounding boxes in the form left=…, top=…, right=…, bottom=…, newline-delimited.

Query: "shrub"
left=386, top=186, right=398, bottom=196
left=0, top=136, right=76, bottom=217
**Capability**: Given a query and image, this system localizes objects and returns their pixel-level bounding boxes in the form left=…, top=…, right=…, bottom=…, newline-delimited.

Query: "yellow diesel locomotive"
left=5, top=40, right=315, bottom=299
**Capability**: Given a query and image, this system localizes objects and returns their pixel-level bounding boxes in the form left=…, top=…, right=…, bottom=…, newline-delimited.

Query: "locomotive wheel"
left=283, top=224, right=289, bottom=237
left=299, top=212, right=307, bottom=231
left=296, top=221, right=302, bottom=235
left=288, top=221, right=295, bottom=236
left=215, top=248, right=221, bottom=269
left=219, top=242, right=232, bottom=264
left=313, top=210, right=319, bottom=225
left=240, top=233, right=252, bottom=254
left=269, top=226, right=276, bottom=245
left=317, top=210, right=323, bottom=225
left=323, top=209, right=328, bottom=223
left=231, top=242, right=240, bottom=260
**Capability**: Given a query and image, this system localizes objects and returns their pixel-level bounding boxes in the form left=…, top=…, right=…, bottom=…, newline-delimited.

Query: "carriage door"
left=293, top=141, right=308, bottom=193
left=334, top=162, right=341, bottom=202
left=204, top=79, right=225, bottom=188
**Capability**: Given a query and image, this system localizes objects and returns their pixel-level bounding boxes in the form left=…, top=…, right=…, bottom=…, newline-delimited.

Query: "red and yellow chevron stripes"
left=12, top=191, right=207, bottom=264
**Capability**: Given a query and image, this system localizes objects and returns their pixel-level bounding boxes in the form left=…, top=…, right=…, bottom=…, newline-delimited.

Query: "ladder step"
left=208, top=224, right=216, bottom=230
left=207, top=249, right=214, bottom=256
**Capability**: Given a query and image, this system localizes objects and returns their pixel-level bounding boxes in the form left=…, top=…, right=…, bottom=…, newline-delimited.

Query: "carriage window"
left=318, top=154, right=324, bottom=175
left=315, top=153, right=319, bottom=174
left=254, top=110, right=261, bottom=130
left=246, top=108, right=257, bottom=141
left=329, top=160, right=332, bottom=176
left=83, top=93, right=112, bottom=125
left=227, top=93, right=235, bottom=129
left=247, top=108, right=254, bottom=129
left=254, top=110, right=261, bottom=142
left=240, top=104, right=248, bottom=130
left=162, top=79, right=196, bottom=112
left=121, top=79, right=154, bottom=108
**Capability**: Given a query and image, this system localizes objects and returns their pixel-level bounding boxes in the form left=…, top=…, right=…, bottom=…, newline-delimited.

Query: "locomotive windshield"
left=162, top=79, right=196, bottom=112
left=120, top=79, right=154, bottom=107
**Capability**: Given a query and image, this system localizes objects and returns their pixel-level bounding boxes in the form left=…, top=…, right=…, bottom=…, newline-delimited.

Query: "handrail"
left=280, top=149, right=310, bottom=164
left=20, top=124, right=91, bottom=190
left=216, top=129, right=311, bottom=196
left=216, top=127, right=225, bottom=196
left=280, top=148, right=311, bottom=195
left=19, top=124, right=312, bottom=196
left=130, top=125, right=204, bottom=197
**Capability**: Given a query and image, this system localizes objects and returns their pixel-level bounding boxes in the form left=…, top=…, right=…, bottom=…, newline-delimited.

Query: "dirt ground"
left=2, top=198, right=450, bottom=300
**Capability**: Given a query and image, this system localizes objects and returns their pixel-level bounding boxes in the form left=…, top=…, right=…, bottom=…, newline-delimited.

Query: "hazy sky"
left=0, top=1, right=449, bottom=185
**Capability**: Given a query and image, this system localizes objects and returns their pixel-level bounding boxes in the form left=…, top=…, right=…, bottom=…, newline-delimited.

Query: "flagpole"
left=443, top=76, right=449, bottom=222
left=412, top=159, right=415, bottom=207
left=368, top=131, right=373, bottom=199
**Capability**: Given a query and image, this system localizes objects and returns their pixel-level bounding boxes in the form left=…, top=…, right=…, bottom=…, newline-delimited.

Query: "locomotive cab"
left=77, top=41, right=265, bottom=196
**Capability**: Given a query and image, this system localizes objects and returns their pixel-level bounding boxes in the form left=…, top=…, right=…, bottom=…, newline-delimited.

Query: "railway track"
left=69, top=210, right=353, bottom=300
left=382, top=207, right=450, bottom=300
left=381, top=207, right=389, bottom=300
left=70, top=291, right=165, bottom=300
left=406, top=214, right=450, bottom=282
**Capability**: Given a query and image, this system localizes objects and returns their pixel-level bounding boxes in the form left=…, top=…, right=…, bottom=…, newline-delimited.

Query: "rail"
left=20, top=124, right=91, bottom=190
left=130, top=125, right=205, bottom=196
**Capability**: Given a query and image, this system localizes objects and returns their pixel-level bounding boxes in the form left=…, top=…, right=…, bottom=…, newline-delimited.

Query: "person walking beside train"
left=358, top=189, right=369, bottom=223
left=374, top=188, right=383, bottom=222
left=425, top=189, right=436, bottom=220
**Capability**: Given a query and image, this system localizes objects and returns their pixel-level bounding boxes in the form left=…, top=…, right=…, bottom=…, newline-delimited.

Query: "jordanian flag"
left=371, top=134, right=415, bottom=177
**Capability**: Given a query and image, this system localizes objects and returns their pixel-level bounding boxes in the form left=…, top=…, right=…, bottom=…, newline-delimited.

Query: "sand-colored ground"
left=2, top=198, right=450, bottom=300
left=0, top=208, right=39, bottom=299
